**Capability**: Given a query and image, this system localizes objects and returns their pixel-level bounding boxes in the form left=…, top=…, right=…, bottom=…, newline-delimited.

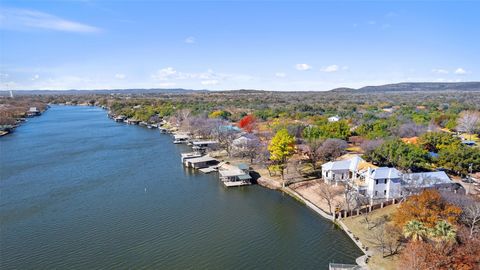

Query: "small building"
left=183, top=155, right=218, bottom=169
left=219, top=163, right=252, bottom=187
left=365, top=167, right=402, bottom=200
left=192, top=140, right=218, bottom=152
left=328, top=115, right=341, bottom=122
left=180, top=152, right=203, bottom=163
left=126, top=118, right=140, bottom=125
left=26, top=107, right=40, bottom=117
left=173, top=134, right=190, bottom=144
left=114, top=115, right=126, bottom=122
left=321, top=155, right=364, bottom=184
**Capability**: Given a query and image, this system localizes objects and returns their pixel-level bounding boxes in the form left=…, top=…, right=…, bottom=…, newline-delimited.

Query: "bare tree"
left=304, top=138, right=324, bottom=171
left=316, top=181, right=342, bottom=215
left=211, top=121, right=239, bottom=157
left=318, top=138, right=348, bottom=162
left=457, top=110, right=480, bottom=139
left=367, top=223, right=403, bottom=257
left=463, top=202, right=480, bottom=238
left=360, top=139, right=384, bottom=155
left=237, top=136, right=263, bottom=164
left=397, top=122, right=427, bottom=138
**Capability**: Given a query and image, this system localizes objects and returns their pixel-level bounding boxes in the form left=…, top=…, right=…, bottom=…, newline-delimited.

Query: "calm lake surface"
left=0, top=106, right=362, bottom=269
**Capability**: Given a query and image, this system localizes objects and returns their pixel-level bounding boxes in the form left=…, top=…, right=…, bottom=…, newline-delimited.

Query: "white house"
left=27, top=107, right=40, bottom=117
left=365, top=169, right=453, bottom=200
left=322, top=155, right=364, bottom=184
left=365, top=167, right=402, bottom=200
left=328, top=115, right=341, bottom=122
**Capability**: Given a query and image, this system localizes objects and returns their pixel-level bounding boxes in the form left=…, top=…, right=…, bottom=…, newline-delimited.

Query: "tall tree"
left=393, top=190, right=462, bottom=228
left=268, top=128, right=295, bottom=186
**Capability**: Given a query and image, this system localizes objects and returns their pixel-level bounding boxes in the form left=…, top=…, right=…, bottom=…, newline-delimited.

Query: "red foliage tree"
left=238, top=115, right=256, bottom=133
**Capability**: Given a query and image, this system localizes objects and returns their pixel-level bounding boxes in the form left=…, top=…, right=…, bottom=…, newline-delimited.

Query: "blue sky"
left=0, top=0, right=479, bottom=91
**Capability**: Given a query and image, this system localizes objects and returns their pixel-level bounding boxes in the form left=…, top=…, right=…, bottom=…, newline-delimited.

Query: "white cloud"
left=31, top=74, right=40, bottom=80
left=0, top=7, right=101, bottom=33
left=295, top=64, right=311, bottom=71
left=321, top=65, right=339, bottom=73
left=151, top=67, right=178, bottom=80
left=184, top=36, right=195, bottom=44
left=115, top=73, right=126, bottom=80
left=275, top=72, right=286, bottom=78
left=201, top=80, right=219, bottom=86
left=432, top=68, right=449, bottom=74
left=454, top=68, right=467, bottom=75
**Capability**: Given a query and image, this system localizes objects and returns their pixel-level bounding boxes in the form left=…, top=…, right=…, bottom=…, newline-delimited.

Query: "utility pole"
left=467, top=163, right=473, bottom=195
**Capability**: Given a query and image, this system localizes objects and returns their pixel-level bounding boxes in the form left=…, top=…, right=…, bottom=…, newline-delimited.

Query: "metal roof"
left=370, top=167, right=401, bottom=179
left=186, top=156, right=217, bottom=163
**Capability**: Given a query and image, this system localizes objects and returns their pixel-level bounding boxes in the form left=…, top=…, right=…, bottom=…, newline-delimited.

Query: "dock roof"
left=186, top=156, right=217, bottom=164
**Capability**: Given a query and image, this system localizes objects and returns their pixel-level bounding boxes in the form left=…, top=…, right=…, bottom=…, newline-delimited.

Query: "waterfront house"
left=365, top=167, right=402, bottom=200
left=27, top=107, right=40, bottom=117
left=363, top=169, right=454, bottom=200
left=218, top=163, right=252, bottom=187
left=321, top=155, right=364, bottom=184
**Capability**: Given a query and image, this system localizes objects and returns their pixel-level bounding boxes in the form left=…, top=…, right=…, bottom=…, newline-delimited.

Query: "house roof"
left=402, top=171, right=451, bottom=186
left=322, top=155, right=364, bottom=172
left=219, top=169, right=246, bottom=177
left=186, top=156, right=217, bottom=164
left=238, top=174, right=252, bottom=180
left=192, top=140, right=217, bottom=145
left=370, top=167, right=401, bottom=179
left=174, top=134, right=189, bottom=140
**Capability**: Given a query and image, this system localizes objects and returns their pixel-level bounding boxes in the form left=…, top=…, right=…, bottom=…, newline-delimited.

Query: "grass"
left=342, top=205, right=400, bottom=270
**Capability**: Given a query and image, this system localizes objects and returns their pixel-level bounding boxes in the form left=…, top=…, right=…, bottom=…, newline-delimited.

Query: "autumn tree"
left=268, top=128, right=295, bottom=186
left=393, top=189, right=462, bottom=228
left=238, top=114, right=256, bottom=133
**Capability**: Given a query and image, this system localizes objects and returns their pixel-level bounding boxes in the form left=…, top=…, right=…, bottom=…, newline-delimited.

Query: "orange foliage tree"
left=400, top=228, right=480, bottom=270
left=393, top=189, right=462, bottom=228
left=238, top=115, right=256, bottom=133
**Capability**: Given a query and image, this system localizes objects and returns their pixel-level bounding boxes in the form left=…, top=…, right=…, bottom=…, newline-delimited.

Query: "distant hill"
left=331, top=82, right=480, bottom=93
left=1, top=82, right=479, bottom=96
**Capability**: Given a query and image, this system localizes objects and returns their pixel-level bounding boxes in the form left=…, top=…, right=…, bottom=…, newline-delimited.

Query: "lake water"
left=0, top=105, right=362, bottom=269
